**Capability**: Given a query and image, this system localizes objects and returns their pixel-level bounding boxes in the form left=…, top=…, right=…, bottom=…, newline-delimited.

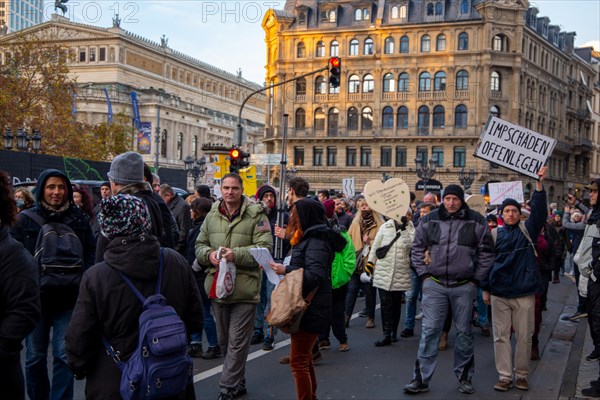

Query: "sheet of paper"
left=249, top=247, right=281, bottom=286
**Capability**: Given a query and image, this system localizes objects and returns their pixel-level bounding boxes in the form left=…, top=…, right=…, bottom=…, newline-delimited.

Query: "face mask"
left=15, top=199, right=25, bottom=208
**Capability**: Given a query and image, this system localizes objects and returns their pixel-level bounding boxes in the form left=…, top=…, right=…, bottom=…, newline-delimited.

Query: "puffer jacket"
left=411, top=202, right=494, bottom=285
left=369, top=219, right=415, bottom=292
left=195, top=197, right=273, bottom=304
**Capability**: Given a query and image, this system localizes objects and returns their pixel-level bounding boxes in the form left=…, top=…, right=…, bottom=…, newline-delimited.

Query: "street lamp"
left=184, top=155, right=207, bottom=187
left=458, top=167, right=475, bottom=190
left=415, top=153, right=438, bottom=191
left=3, top=127, right=41, bottom=152
left=3, top=128, right=13, bottom=149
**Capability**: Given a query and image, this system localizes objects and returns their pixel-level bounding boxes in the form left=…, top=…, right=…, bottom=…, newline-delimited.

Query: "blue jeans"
left=476, top=288, right=490, bottom=327
left=254, top=272, right=277, bottom=338
left=191, top=299, right=218, bottom=348
left=26, top=308, right=74, bottom=400
left=404, top=270, right=422, bottom=330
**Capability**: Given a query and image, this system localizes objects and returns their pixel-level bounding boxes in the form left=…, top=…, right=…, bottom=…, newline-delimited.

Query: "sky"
left=42, top=0, right=600, bottom=84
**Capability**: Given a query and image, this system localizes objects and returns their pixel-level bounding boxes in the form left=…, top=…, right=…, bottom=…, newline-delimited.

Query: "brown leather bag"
left=267, top=268, right=317, bottom=334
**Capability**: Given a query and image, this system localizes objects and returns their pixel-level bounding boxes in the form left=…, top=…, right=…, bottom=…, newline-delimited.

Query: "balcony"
left=295, top=94, right=306, bottom=103
left=454, top=90, right=470, bottom=100
left=314, top=94, right=327, bottom=102
left=348, top=93, right=361, bottom=101
left=417, top=91, right=446, bottom=101
left=575, top=137, right=593, bottom=150
left=490, top=90, right=503, bottom=100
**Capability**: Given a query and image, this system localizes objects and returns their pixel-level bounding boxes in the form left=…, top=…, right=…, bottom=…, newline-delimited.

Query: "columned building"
left=262, top=0, right=596, bottom=203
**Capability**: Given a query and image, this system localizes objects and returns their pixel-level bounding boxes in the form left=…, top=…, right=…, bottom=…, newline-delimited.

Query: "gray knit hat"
left=107, top=152, right=145, bottom=185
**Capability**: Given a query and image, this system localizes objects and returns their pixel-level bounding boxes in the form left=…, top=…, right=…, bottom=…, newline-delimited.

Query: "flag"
left=130, top=91, right=141, bottom=131
left=104, top=88, right=113, bottom=124
left=71, top=92, right=77, bottom=117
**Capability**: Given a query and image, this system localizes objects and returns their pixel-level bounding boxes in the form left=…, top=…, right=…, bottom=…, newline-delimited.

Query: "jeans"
left=191, top=298, right=218, bottom=348
left=476, top=288, right=490, bottom=327
left=345, top=274, right=376, bottom=318
left=26, top=308, right=74, bottom=400
left=254, top=272, right=277, bottom=338
left=319, top=284, right=348, bottom=344
left=290, top=330, right=319, bottom=400
left=404, top=270, right=422, bottom=330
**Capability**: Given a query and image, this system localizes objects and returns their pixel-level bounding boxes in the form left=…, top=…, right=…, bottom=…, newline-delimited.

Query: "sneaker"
left=415, top=312, right=424, bottom=320
left=250, top=330, right=264, bottom=345
left=403, top=380, right=429, bottom=393
left=339, top=343, right=350, bottom=352
left=570, top=311, right=588, bottom=321
left=217, top=389, right=234, bottom=400
left=279, top=355, right=290, bottom=364
left=202, top=345, right=222, bottom=360
left=587, top=349, right=600, bottom=361
left=582, top=386, right=600, bottom=397
left=515, top=377, right=529, bottom=391
left=400, top=328, right=414, bottom=338
left=318, top=339, right=331, bottom=350
left=188, top=343, right=203, bottom=358
left=494, top=380, right=512, bottom=391
left=230, top=382, right=247, bottom=398
left=458, top=380, right=475, bottom=394
left=263, top=337, right=274, bottom=351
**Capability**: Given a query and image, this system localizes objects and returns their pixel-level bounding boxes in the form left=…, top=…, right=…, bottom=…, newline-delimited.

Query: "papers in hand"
left=249, top=247, right=281, bottom=286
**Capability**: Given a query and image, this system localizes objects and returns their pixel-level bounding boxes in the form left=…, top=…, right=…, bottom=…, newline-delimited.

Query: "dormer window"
left=460, top=0, right=469, bottom=14
left=391, top=6, right=399, bottom=19
left=298, top=11, right=306, bottom=24
left=355, top=7, right=371, bottom=21
left=320, top=9, right=337, bottom=23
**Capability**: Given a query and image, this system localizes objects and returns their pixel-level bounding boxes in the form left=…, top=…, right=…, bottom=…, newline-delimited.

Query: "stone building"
left=262, top=0, right=596, bottom=202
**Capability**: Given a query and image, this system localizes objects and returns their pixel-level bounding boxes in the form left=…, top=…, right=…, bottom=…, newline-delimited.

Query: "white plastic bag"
left=216, top=257, right=236, bottom=299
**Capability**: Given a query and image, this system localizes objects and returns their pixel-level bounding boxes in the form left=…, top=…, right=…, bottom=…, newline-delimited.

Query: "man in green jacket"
left=196, top=173, right=273, bottom=400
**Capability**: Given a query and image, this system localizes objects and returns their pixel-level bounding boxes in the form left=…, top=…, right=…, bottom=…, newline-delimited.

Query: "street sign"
left=342, top=178, right=355, bottom=198
left=251, top=154, right=282, bottom=166
left=415, top=179, right=443, bottom=191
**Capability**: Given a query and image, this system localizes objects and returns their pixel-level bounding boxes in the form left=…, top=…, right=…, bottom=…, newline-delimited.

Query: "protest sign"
left=364, top=178, right=410, bottom=222
left=488, top=181, right=524, bottom=205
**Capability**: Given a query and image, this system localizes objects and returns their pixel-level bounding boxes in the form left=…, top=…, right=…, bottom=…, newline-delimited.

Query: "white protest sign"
left=342, top=178, right=355, bottom=198
left=488, top=181, right=524, bottom=205
left=466, top=194, right=487, bottom=216
left=474, top=116, right=556, bottom=180
left=364, top=178, right=411, bottom=222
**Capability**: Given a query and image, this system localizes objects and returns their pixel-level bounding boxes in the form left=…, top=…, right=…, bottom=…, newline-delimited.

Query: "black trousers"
left=587, top=279, right=600, bottom=351
left=378, top=289, right=404, bottom=337
left=319, top=284, right=349, bottom=344
left=0, top=353, right=25, bottom=400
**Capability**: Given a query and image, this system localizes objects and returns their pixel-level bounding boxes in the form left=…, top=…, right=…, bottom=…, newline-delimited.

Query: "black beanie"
left=443, top=184, right=464, bottom=202
left=500, top=198, right=522, bottom=214
left=256, top=184, right=277, bottom=202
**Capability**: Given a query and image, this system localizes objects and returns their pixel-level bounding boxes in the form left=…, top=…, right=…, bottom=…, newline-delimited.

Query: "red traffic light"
left=230, top=149, right=240, bottom=159
left=329, top=57, right=341, bottom=68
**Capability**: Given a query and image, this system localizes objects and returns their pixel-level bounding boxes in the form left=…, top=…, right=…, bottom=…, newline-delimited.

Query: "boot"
left=438, top=331, right=448, bottom=351
left=375, top=335, right=392, bottom=347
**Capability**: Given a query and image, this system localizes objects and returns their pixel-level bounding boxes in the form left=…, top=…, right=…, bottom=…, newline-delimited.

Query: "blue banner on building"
left=104, top=88, right=113, bottom=124
left=138, top=122, right=152, bottom=154
left=130, top=91, right=141, bottom=130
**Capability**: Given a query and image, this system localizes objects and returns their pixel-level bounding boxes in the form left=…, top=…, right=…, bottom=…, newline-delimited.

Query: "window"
left=382, top=106, right=394, bottom=128
left=361, top=107, right=373, bottom=130
left=89, top=48, right=96, bottom=62
left=364, top=38, right=374, bottom=55
left=328, top=108, right=339, bottom=136
left=416, top=146, right=428, bottom=163
left=313, top=147, right=323, bottom=166
left=327, top=147, right=337, bottom=166
left=453, top=146, right=466, bottom=167
left=491, top=71, right=501, bottom=91
left=492, top=34, right=508, bottom=51
left=360, top=147, right=371, bottom=166
left=427, top=2, right=434, bottom=15
left=397, top=106, right=409, bottom=129
left=391, top=5, right=399, bottom=19
left=99, top=47, right=106, bottom=61
left=436, top=34, right=446, bottom=51
left=327, top=10, right=337, bottom=22
left=456, top=70, right=469, bottom=90
left=348, top=75, right=360, bottom=93
left=192, top=135, right=198, bottom=158
left=460, top=0, right=469, bottom=14
left=355, top=9, right=362, bottom=20
left=314, top=108, right=325, bottom=130
left=432, top=147, right=444, bottom=166
left=458, top=32, right=468, bottom=50
left=435, top=1, right=443, bottom=15
left=419, top=72, right=431, bottom=91
left=399, top=5, right=407, bottom=19
left=363, top=74, right=375, bottom=93
left=79, top=49, right=86, bottom=62
left=346, top=147, right=357, bottom=166
left=330, top=40, right=339, bottom=56
left=294, top=147, right=304, bottom=166
left=398, top=73, right=410, bottom=92
left=395, top=147, right=407, bottom=167
left=296, top=77, right=306, bottom=95
left=349, top=39, right=359, bottom=55
left=362, top=8, right=370, bottom=20
left=384, top=37, right=395, bottom=54
left=297, top=42, right=306, bottom=58
left=316, top=41, right=325, bottom=57
left=160, top=129, right=168, bottom=157
left=421, top=35, right=431, bottom=52
left=348, top=107, right=359, bottom=130
left=434, top=71, right=446, bottom=91
left=315, top=76, right=327, bottom=94
left=433, top=105, right=445, bottom=128
left=455, top=104, right=468, bottom=128
left=400, top=36, right=409, bottom=53
left=418, top=106, right=430, bottom=134
left=383, top=73, right=395, bottom=92
left=381, top=147, right=392, bottom=167
left=295, top=108, right=306, bottom=129
left=177, top=133, right=183, bottom=160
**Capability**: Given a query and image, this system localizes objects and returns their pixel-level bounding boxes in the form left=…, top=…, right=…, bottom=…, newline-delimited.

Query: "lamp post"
left=458, top=167, right=475, bottom=191
left=184, top=155, right=207, bottom=188
left=3, top=128, right=41, bottom=152
left=415, top=153, right=438, bottom=192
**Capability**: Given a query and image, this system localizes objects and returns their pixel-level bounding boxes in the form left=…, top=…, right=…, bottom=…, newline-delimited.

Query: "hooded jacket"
left=256, top=184, right=290, bottom=259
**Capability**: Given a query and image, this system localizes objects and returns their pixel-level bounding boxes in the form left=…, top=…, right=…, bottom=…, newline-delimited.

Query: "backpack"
left=103, top=249, right=193, bottom=400
left=22, top=209, right=84, bottom=291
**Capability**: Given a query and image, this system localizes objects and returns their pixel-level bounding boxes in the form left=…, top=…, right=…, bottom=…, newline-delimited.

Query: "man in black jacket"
left=160, top=183, right=192, bottom=256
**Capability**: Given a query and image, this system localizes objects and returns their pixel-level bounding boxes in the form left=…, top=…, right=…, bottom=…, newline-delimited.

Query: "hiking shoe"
left=403, top=380, right=429, bottom=393
left=582, top=386, right=600, bottom=397
left=587, top=349, right=600, bottom=361
left=494, top=380, right=512, bottom=391
left=339, top=343, right=350, bottom=352
left=515, top=377, right=529, bottom=391
left=263, top=337, right=274, bottom=351
left=400, top=328, right=414, bottom=337
left=202, top=345, right=222, bottom=360
left=458, top=380, right=475, bottom=394
left=279, top=355, right=290, bottom=364
left=250, top=330, right=264, bottom=345
left=570, top=311, right=588, bottom=321
left=318, top=339, right=331, bottom=350
left=188, top=343, right=203, bottom=358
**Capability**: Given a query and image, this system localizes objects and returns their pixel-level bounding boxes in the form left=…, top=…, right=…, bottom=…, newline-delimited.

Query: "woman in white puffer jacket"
left=366, top=213, right=415, bottom=346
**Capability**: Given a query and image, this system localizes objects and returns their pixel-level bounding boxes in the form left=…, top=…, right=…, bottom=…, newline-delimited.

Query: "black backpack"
left=22, top=209, right=84, bottom=291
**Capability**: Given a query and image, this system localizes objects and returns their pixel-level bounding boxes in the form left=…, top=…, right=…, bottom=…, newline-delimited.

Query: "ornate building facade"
left=262, top=0, right=596, bottom=202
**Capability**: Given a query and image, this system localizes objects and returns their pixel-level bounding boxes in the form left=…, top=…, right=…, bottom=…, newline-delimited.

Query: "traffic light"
left=329, top=57, right=341, bottom=88
left=229, top=147, right=251, bottom=173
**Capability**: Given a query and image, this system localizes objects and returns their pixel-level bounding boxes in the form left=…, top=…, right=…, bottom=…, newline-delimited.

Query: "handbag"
left=375, top=231, right=403, bottom=259
left=266, top=268, right=318, bottom=334
left=355, top=244, right=370, bottom=274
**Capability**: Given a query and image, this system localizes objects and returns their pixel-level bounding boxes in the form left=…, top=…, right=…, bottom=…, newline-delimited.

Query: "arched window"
left=433, top=105, right=445, bottom=128
left=400, top=36, right=410, bottom=53
left=330, top=40, right=339, bottom=56
left=491, top=71, right=501, bottom=91
left=434, top=71, right=446, bottom=91
left=363, top=8, right=370, bottom=20
left=382, top=106, right=394, bottom=128
left=435, top=1, right=443, bottom=15
left=397, top=106, right=409, bottom=129
left=160, top=129, right=167, bottom=157
left=364, top=38, right=374, bottom=55
left=427, top=2, right=434, bottom=15
left=314, top=108, right=325, bottom=130
left=384, top=37, right=395, bottom=54
left=419, top=72, right=431, bottom=91
left=455, top=104, right=468, bottom=128
left=297, top=42, right=306, bottom=58
left=436, top=34, right=446, bottom=51
left=296, top=77, right=306, bottom=95
left=460, top=0, right=469, bottom=13
left=458, top=32, right=469, bottom=50
left=355, top=9, right=362, bottom=20
left=349, top=39, right=359, bottom=55
left=363, top=74, right=375, bottom=93
left=391, top=6, right=399, bottom=19
left=456, top=70, right=469, bottom=90
left=348, top=107, right=359, bottom=130
left=398, top=73, right=410, bottom=92
left=418, top=106, right=430, bottom=134
left=361, top=107, right=373, bottom=130
left=177, top=132, right=183, bottom=160
left=383, top=73, right=395, bottom=92
left=328, top=10, right=336, bottom=22
left=315, top=76, right=327, bottom=94
left=490, top=105, right=500, bottom=118
left=421, top=35, right=431, bottom=52
left=399, top=5, right=407, bottom=19
left=295, top=108, right=306, bottom=129
left=492, top=34, right=508, bottom=51
left=316, top=41, right=325, bottom=57
left=328, top=108, right=339, bottom=136
left=348, top=75, right=360, bottom=93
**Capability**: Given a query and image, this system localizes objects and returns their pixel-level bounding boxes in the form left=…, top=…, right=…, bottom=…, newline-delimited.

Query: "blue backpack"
left=103, top=249, right=193, bottom=400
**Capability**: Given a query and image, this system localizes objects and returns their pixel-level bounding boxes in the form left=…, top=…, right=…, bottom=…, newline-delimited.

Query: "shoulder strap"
left=386, top=229, right=403, bottom=248
left=518, top=221, right=538, bottom=257
left=491, top=227, right=498, bottom=245
left=21, top=209, right=46, bottom=227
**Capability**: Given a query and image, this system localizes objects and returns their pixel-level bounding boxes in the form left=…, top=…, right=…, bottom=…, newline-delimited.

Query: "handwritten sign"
left=466, top=194, right=487, bottom=216
left=489, top=181, right=524, bottom=205
left=364, top=178, right=411, bottom=222
left=474, top=116, right=556, bottom=180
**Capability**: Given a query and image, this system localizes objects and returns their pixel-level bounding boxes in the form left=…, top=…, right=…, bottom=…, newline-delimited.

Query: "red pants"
left=290, top=330, right=319, bottom=400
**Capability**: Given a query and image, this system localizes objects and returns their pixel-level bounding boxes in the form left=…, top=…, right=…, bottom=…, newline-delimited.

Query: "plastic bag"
left=215, top=258, right=236, bottom=299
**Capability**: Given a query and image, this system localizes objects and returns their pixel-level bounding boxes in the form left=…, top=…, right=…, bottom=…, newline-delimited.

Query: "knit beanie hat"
left=107, top=152, right=145, bottom=185
left=322, top=199, right=335, bottom=219
left=99, top=194, right=151, bottom=240
left=256, top=184, right=277, bottom=203
left=443, top=184, right=465, bottom=202
left=499, top=198, right=522, bottom=214
left=101, top=181, right=111, bottom=189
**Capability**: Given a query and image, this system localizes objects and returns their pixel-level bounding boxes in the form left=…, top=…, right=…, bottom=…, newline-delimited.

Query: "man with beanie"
left=404, top=183, right=494, bottom=395
left=10, top=169, right=96, bottom=400
left=91, top=181, right=112, bottom=238
left=481, top=166, right=548, bottom=392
